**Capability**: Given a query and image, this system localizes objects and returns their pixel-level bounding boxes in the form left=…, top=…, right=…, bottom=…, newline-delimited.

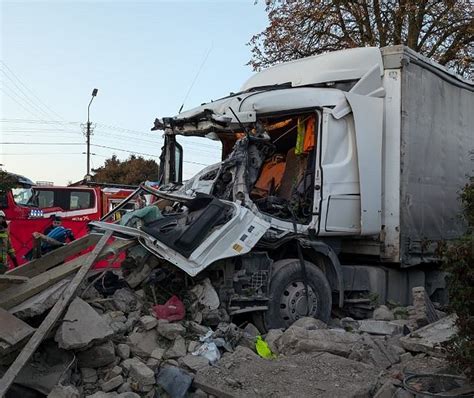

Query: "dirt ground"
left=195, top=346, right=380, bottom=398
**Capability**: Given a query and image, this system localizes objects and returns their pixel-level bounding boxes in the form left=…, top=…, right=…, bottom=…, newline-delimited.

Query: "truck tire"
left=260, top=259, right=332, bottom=330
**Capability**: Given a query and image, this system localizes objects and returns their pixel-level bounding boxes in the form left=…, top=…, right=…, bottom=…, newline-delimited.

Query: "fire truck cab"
left=1, top=172, right=136, bottom=265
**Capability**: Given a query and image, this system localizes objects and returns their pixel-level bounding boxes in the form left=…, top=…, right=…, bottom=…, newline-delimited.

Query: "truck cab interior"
left=165, top=111, right=319, bottom=225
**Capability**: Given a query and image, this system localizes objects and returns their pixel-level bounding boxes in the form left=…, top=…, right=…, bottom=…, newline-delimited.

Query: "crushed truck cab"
left=91, top=46, right=473, bottom=330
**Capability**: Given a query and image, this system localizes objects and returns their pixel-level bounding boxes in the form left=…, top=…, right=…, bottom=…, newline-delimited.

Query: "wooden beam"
left=7, top=234, right=101, bottom=278
left=0, top=231, right=112, bottom=398
left=0, top=308, right=35, bottom=346
left=0, top=238, right=135, bottom=310
left=0, top=275, right=29, bottom=288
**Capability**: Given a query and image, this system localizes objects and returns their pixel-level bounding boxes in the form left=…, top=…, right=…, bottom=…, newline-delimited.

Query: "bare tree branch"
left=248, top=0, right=473, bottom=78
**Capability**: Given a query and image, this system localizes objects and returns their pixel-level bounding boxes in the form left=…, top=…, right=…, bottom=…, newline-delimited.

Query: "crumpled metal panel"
left=399, top=61, right=474, bottom=266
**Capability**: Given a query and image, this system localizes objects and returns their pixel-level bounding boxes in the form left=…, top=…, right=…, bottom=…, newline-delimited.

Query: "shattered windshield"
left=12, top=187, right=35, bottom=206
left=178, top=136, right=222, bottom=180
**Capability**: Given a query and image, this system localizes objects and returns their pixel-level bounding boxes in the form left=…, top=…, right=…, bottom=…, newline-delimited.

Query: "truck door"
left=318, top=108, right=362, bottom=235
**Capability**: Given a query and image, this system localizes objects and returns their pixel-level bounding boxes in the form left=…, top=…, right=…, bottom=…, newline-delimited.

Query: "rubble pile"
left=0, top=237, right=469, bottom=398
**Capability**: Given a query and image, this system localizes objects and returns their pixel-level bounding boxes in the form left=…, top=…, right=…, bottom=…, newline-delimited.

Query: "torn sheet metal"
left=91, top=201, right=270, bottom=277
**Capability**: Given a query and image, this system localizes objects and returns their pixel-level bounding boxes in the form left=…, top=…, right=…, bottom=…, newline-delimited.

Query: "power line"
left=0, top=87, right=47, bottom=120
left=1, top=142, right=84, bottom=145
left=91, top=143, right=210, bottom=166
left=0, top=60, right=65, bottom=121
left=0, top=78, right=52, bottom=120
left=1, top=152, right=84, bottom=155
left=0, top=119, right=80, bottom=125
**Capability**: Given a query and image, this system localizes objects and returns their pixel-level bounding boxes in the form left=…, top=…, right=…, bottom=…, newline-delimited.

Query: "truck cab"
left=93, top=46, right=473, bottom=330
left=1, top=173, right=136, bottom=266
left=1, top=173, right=45, bottom=220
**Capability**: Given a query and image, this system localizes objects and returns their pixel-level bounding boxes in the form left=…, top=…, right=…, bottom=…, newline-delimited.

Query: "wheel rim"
left=279, top=281, right=319, bottom=323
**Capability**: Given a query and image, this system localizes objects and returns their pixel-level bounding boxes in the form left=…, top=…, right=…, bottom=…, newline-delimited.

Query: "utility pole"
left=85, top=88, right=99, bottom=180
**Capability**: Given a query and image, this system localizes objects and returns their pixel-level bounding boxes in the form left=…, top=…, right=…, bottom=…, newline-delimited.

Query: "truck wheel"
left=260, top=259, right=332, bottom=330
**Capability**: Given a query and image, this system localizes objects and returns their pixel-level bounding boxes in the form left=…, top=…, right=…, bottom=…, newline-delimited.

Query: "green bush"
left=443, top=176, right=474, bottom=380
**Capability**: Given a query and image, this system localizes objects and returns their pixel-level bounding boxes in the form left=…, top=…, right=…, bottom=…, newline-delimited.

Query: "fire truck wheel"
left=259, top=259, right=332, bottom=331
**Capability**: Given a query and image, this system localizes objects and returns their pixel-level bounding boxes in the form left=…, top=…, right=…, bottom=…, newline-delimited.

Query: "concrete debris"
left=157, top=320, right=186, bottom=340
left=0, top=307, right=35, bottom=356
left=117, top=382, right=132, bottom=393
left=106, top=366, right=122, bottom=380
left=201, top=308, right=230, bottom=326
left=127, top=329, right=159, bottom=358
left=156, top=366, right=193, bottom=398
left=195, top=346, right=379, bottom=398
left=278, top=326, right=362, bottom=357
left=12, top=341, right=74, bottom=395
left=47, top=385, right=80, bottom=398
left=120, top=357, right=143, bottom=375
left=146, top=357, right=160, bottom=371
left=128, top=360, right=155, bottom=387
left=264, top=329, right=283, bottom=355
left=55, top=297, right=114, bottom=350
left=373, top=379, right=413, bottom=398
left=116, top=343, right=130, bottom=360
left=0, top=240, right=459, bottom=398
left=292, top=317, right=328, bottom=330
left=10, top=278, right=70, bottom=320
left=358, top=320, right=403, bottom=336
left=340, top=317, right=360, bottom=331
left=111, top=288, right=142, bottom=313
left=138, top=315, right=157, bottom=330
left=178, top=354, right=210, bottom=373
left=243, top=323, right=260, bottom=338
left=100, top=375, right=123, bottom=392
left=187, top=340, right=200, bottom=353
left=409, top=286, right=440, bottom=330
left=77, top=340, right=116, bottom=368
left=81, top=367, right=98, bottom=383
left=400, top=314, right=457, bottom=357
left=150, top=347, right=165, bottom=361
left=102, top=311, right=128, bottom=335
left=185, top=321, right=211, bottom=337
left=373, top=305, right=395, bottom=321
left=348, top=334, right=401, bottom=369
left=393, top=307, right=409, bottom=320
left=164, top=336, right=187, bottom=359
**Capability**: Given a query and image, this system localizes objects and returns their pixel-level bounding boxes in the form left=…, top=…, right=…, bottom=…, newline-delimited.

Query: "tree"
left=92, top=155, right=159, bottom=185
left=443, top=175, right=474, bottom=380
left=249, top=0, right=473, bottom=78
left=0, top=170, right=18, bottom=192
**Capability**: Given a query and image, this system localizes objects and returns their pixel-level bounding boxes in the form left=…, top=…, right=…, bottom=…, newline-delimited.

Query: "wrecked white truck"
left=91, top=46, right=473, bottom=330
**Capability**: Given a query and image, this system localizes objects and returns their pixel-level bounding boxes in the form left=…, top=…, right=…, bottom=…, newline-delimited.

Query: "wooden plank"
left=7, top=234, right=101, bottom=278
left=0, top=308, right=35, bottom=346
left=0, top=231, right=113, bottom=398
left=0, top=238, right=135, bottom=310
left=0, top=275, right=29, bottom=287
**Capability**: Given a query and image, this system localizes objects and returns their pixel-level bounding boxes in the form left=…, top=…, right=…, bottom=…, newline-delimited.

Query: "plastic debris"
left=153, top=295, right=185, bottom=322
left=256, top=336, right=276, bottom=359
left=192, top=342, right=221, bottom=365
left=190, top=278, right=220, bottom=310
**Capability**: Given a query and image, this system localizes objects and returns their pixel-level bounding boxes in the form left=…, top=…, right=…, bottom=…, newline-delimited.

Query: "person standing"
left=0, top=210, right=18, bottom=274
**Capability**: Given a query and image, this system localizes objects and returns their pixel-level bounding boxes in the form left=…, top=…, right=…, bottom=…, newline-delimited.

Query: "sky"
left=0, top=0, right=268, bottom=184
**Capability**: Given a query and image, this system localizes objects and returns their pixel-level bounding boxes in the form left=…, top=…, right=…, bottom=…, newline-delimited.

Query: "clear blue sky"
left=0, top=0, right=268, bottom=184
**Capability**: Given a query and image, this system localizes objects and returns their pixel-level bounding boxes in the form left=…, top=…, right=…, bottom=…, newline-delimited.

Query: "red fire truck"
left=1, top=172, right=136, bottom=266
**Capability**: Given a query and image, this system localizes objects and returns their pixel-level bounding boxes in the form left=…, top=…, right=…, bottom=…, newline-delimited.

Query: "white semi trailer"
left=94, top=46, right=473, bottom=329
